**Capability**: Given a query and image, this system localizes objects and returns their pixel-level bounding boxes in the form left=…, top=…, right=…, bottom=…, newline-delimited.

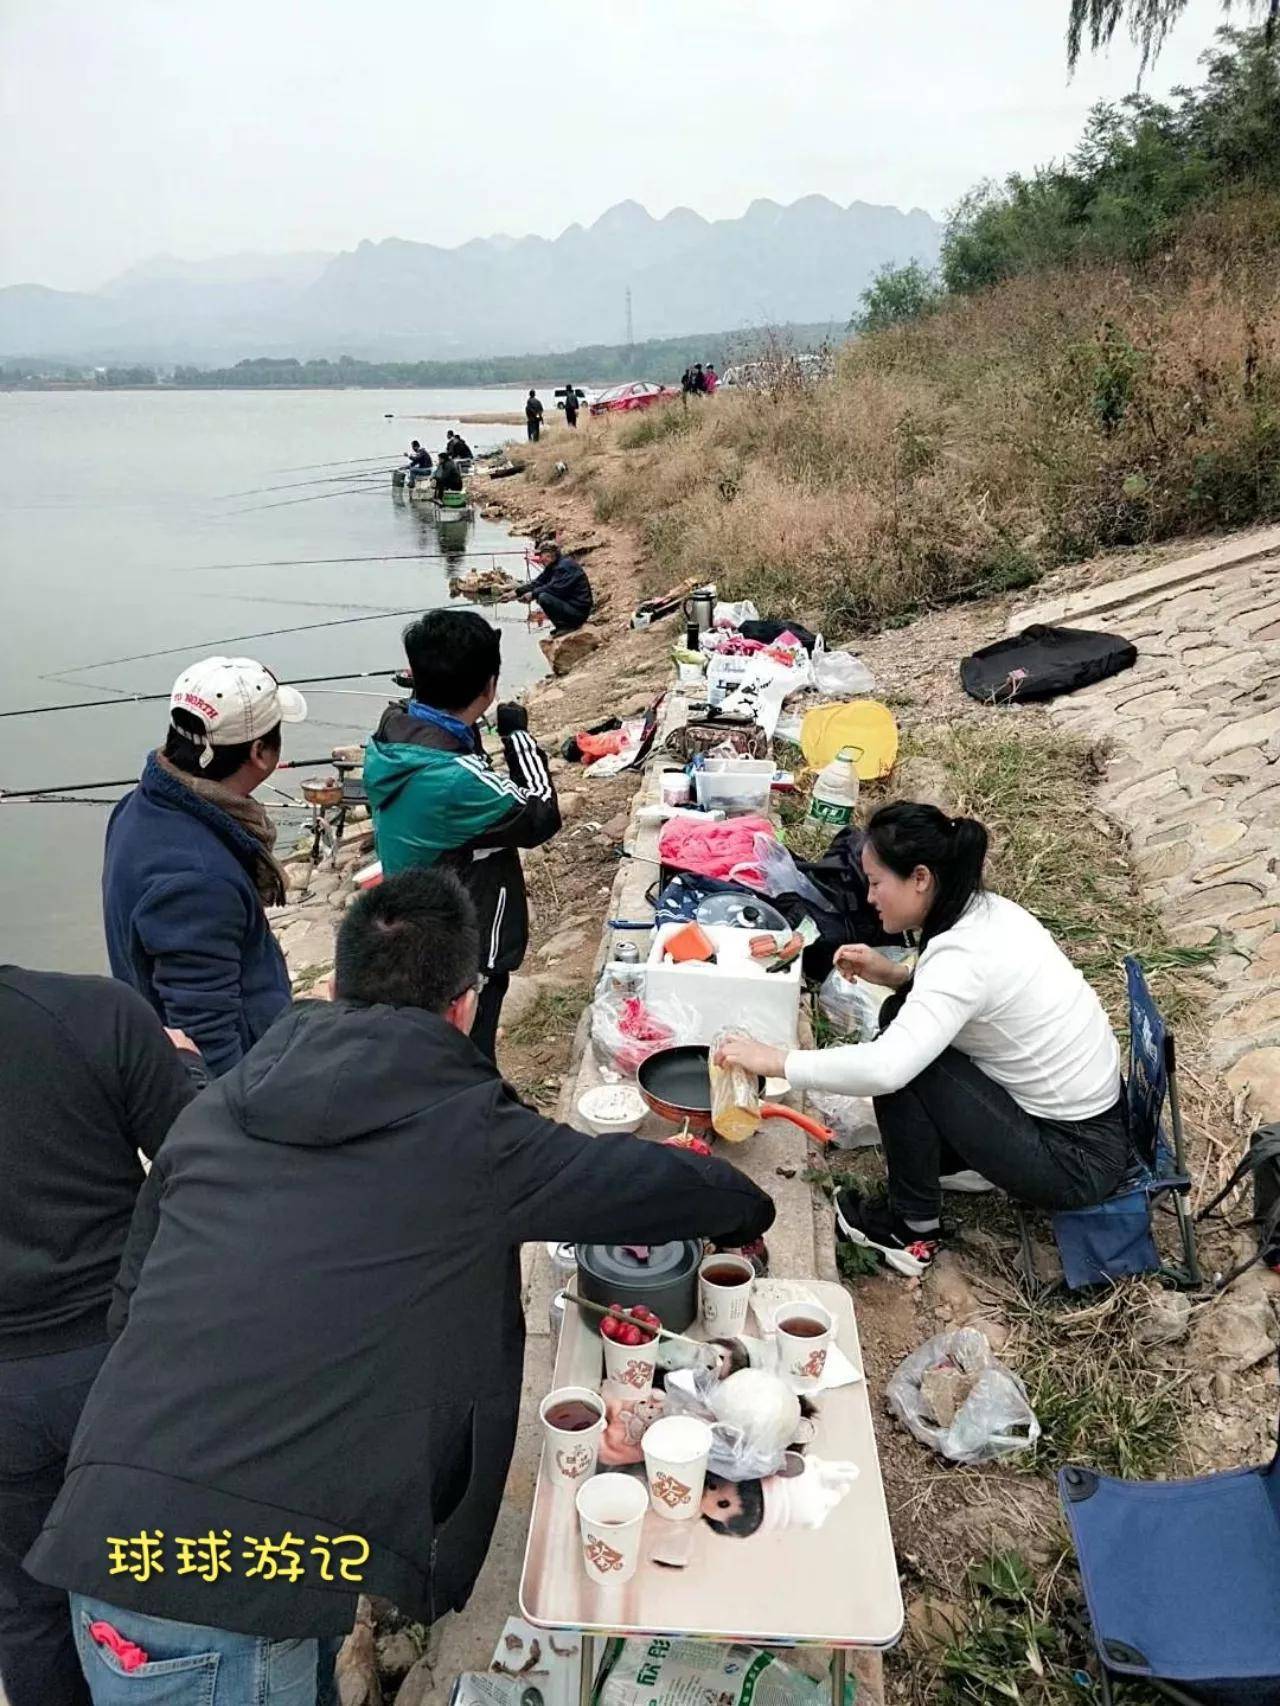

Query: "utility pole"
left=625, top=286, right=634, bottom=349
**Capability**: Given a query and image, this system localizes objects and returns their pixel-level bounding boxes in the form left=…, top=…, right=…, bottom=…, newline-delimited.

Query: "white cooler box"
left=643, top=921, right=802, bottom=1048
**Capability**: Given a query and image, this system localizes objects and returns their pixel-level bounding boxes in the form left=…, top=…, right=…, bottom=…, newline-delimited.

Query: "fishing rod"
left=224, top=482, right=389, bottom=516
left=0, top=665, right=407, bottom=722
left=270, top=453, right=409, bottom=475
left=3, top=793, right=312, bottom=812
left=2, top=757, right=342, bottom=800
left=187, top=549, right=533, bottom=574
left=44, top=591, right=535, bottom=683
left=216, top=468, right=398, bottom=501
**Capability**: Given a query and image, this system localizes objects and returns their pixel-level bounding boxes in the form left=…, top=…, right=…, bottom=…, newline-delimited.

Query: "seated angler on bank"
left=716, top=802, right=1131, bottom=1275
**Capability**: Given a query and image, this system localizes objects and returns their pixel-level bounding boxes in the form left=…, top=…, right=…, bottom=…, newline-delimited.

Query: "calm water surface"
left=0, top=388, right=543, bottom=970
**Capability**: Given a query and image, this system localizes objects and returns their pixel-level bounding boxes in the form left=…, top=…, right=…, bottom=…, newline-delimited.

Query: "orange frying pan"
left=637, top=1045, right=834, bottom=1144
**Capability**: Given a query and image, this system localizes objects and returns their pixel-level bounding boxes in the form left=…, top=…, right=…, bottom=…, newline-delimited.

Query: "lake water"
left=0, top=387, right=544, bottom=971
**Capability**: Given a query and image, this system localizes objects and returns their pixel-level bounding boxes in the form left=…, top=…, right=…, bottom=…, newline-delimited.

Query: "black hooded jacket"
left=26, top=999, right=774, bottom=1638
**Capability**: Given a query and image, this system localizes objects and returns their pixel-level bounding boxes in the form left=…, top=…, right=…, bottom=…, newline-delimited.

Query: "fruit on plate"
left=600, top=1302, right=661, bottom=1345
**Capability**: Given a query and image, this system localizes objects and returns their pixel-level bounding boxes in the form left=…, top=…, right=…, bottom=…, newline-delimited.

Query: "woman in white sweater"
left=716, top=802, right=1129, bottom=1275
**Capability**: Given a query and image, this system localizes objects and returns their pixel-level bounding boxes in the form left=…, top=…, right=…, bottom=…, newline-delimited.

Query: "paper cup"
left=698, top=1255, right=755, bottom=1336
left=641, top=1415, right=713, bottom=1521
left=576, top=1473, right=649, bottom=1584
left=539, top=1387, right=605, bottom=1489
left=603, top=1331, right=659, bottom=1393
left=774, top=1303, right=834, bottom=1394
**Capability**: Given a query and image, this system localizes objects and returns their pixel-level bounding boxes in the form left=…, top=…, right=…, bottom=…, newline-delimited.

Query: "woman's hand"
left=833, top=944, right=908, bottom=989
left=714, top=1034, right=787, bottom=1080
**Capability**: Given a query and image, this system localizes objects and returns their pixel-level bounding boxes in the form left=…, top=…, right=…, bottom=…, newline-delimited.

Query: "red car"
left=588, top=380, right=678, bottom=417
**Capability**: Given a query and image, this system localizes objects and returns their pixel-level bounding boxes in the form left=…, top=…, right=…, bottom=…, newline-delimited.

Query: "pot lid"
left=695, top=892, right=789, bottom=933
left=576, top=1240, right=702, bottom=1289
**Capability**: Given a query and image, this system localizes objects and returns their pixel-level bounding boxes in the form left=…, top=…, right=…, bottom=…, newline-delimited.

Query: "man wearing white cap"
left=102, top=657, right=308, bottom=1076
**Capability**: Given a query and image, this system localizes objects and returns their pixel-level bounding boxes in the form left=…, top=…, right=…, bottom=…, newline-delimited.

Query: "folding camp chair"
left=1021, top=956, right=1200, bottom=1289
left=1060, top=1378, right=1280, bottom=1704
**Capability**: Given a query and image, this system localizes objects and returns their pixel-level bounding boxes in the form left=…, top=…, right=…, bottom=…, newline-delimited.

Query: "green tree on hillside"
left=944, top=27, right=1280, bottom=292
left=852, top=261, right=944, bottom=333
left=1067, top=0, right=1277, bottom=71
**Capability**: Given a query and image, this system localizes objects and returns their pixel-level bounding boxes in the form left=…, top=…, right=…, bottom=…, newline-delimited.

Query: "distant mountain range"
left=0, top=196, right=942, bottom=366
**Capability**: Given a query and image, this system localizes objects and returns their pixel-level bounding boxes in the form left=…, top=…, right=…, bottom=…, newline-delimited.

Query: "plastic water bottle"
left=807, top=746, right=860, bottom=829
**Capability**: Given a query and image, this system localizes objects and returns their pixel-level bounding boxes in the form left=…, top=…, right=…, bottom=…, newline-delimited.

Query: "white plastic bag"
left=713, top=599, right=760, bottom=629
left=806, top=1091, right=880, bottom=1149
left=812, top=638, right=875, bottom=698
left=598, top=1640, right=825, bottom=1706
left=728, top=833, right=829, bottom=910
left=817, top=968, right=879, bottom=1039
left=887, top=1327, right=1040, bottom=1464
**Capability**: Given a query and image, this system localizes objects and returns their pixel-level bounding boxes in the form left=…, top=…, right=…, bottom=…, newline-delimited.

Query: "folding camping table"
left=518, top=1280, right=902, bottom=1706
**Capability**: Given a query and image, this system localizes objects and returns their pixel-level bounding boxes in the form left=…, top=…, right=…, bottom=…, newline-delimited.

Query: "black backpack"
left=1196, top=1124, right=1280, bottom=1289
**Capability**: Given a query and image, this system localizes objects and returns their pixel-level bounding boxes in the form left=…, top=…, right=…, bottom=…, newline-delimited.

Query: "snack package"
left=709, top=1030, right=761, bottom=1142
left=598, top=1640, right=830, bottom=1706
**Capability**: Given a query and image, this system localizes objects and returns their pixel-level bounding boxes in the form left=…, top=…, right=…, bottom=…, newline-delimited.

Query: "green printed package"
left=595, top=1638, right=850, bottom=1706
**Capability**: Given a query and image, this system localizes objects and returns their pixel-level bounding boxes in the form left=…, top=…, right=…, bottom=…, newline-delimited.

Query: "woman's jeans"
left=874, top=993, right=1130, bottom=1221
left=70, top=1595, right=345, bottom=1706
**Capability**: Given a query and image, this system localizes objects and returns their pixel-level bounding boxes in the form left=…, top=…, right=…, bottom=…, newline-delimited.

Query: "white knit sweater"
left=786, top=893, right=1121, bottom=1120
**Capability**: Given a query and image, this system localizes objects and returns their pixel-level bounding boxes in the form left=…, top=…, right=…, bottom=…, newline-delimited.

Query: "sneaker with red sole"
left=834, top=1188, right=941, bottom=1276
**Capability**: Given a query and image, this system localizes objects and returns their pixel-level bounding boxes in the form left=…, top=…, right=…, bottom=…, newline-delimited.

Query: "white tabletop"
left=519, top=1279, right=903, bottom=1649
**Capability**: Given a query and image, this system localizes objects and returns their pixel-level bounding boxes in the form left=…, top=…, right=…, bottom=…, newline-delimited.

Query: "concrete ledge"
left=1007, top=525, right=1280, bottom=635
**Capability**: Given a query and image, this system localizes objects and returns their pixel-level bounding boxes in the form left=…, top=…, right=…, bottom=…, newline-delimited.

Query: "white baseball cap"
left=169, top=657, right=307, bottom=766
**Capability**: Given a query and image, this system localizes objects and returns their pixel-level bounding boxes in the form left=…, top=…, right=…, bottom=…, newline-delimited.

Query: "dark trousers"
left=471, top=971, right=510, bottom=1062
left=0, top=1340, right=110, bottom=1706
left=526, top=420, right=541, bottom=441
left=873, top=994, right=1130, bottom=1222
left=535, top=592, right=587, bottom=634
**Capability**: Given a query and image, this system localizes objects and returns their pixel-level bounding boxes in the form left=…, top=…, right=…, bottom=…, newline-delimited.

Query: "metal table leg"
left=579, top=1634, right=597, bottom=1706
left=830, top=1648, right=846, bottom=1706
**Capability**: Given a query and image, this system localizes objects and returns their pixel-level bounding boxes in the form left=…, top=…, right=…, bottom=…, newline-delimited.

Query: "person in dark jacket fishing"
left=364, top=610, right=558, bottom=1058
left=102, top=656, right=308, bottom=1077
left=516, top=540, right=593, bottom=633
left=26, top=870, right=776, bottom=1702
left=445, top=430, right=473, bottom=462
left=0, top=967, right=205, bottom=1706
left=432, top=452, right=464, bottom=500
left=525, top=388, right=544, bottom=440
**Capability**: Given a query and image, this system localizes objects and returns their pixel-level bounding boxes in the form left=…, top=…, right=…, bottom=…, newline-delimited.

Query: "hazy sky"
left=1, top=0, right=1227, bottom=292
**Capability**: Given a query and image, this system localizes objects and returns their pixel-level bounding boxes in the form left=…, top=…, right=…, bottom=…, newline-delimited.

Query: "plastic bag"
left=807, top=1091, right=880, bottom=1149
left=812, top=639, right=875, bottom=698
left=712, top=599, right=760, bottom=630
left=817, top=968, right=880, bottom=1040
left=708, top=1029, right=760, bottom=1142
left=886, top=1327, right=1040, bottom=1464
left=728, top=832, right=830, bottom=910
left=661, top=1364, right=795, bottom=1481
left=590, top=988, right=699, bottom=1077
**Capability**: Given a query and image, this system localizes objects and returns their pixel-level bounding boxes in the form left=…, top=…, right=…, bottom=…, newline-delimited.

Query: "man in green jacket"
left=364, top=610, right=561, bottom=1059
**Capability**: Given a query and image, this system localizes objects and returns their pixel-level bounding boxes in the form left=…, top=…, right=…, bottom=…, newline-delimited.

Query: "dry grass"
left=517, top=195, right=1280, bottom=633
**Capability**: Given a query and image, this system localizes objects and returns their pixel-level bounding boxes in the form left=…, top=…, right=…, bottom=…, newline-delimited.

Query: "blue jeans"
left=70, top=1595, right=345, bottom=1705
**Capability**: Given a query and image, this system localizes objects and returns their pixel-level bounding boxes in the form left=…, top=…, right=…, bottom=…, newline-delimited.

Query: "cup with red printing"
left=600, top=1302, right=661, bottom=1393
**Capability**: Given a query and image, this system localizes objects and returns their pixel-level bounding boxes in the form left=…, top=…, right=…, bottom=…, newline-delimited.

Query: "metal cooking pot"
left=574, top=1240, right=702, bottom=1335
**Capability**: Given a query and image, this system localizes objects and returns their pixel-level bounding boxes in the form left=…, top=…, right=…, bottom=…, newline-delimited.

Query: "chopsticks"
left=562, top=1290, right=715, bottom=1361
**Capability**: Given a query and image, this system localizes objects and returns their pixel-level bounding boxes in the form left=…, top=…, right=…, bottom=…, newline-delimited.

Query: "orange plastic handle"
left=759, top=1103, right=835, bottom=1144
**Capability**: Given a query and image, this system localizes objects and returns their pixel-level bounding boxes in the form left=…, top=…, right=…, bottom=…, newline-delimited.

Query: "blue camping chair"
left=1042, top=956, right=1201, bottom=1289
left=1060, top=1387, right=1280, bottom=1704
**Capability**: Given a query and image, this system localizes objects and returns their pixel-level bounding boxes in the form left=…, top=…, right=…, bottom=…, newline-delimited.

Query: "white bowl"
left=577, top=1084, right=647, bottom=1135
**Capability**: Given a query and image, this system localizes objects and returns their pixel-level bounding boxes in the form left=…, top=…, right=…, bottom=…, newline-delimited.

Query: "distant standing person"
left=693, top=362, right=707, bottom=393
left=525, top=389, right=544, bottom=441
left=102, top=657, right=308, bottom=1076
left=704, top=362, right=719, bottom=394
left=563, top=383, right=579, bottom=428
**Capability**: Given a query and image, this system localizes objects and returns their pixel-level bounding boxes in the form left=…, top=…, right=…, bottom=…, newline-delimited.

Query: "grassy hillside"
left=517, top=32, right=1280, bottom=634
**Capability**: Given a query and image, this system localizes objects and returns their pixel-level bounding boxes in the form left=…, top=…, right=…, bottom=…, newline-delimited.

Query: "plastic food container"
left=693, top=770, right=773, bottom=817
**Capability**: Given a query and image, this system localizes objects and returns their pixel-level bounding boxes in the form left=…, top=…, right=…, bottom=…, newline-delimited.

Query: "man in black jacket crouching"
left=28, top=869, right=774, bottom=1703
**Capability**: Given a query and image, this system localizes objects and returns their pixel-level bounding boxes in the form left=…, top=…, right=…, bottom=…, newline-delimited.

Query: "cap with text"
left=169, top=657, right=307, bottom=765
